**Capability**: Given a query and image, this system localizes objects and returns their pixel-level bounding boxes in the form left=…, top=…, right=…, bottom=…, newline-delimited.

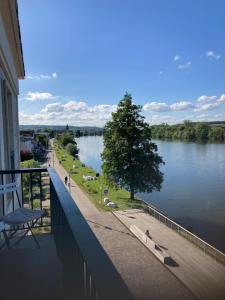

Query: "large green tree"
left=101, top=93, right=164, bottom=200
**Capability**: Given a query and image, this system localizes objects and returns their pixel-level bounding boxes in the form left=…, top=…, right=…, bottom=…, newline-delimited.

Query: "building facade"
left=20, top=130, right=35, bottom=152
left=0, top=0, right=25, bottom=171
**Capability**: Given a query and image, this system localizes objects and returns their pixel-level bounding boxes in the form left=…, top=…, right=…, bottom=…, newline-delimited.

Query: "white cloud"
left=148, top=115, right=178, bottom=125
left=41, top=102, right=62, bottom=113
left=143, top=93, right=225, bottom=115
left=144, top=100, right=194, bottom=112
left=206, top=51, right=221, bottom=60
left=178, top=61, right=191, bottom=69
left=26, top=92, right=58, bottom=101
left=27, top=75, right=39, bottom=80
left=22, top=100, right=118, bottom=126
left=170, top=101, right=194, bottom=111
left=194, top=94, right=225, bottom=112
left=195, top=113, right=210, bottom=121
left=193, top=113, right=225, bottom=122
left=143, top=102, right=170, bottom=112
left=19, top=93, right=225, bottom=126
left=213, top=113, right=224, bottom=120
left=217, top=94, right=225, bottom=103
left=194, top=103, right=217, bottom=113
left=91, top=104, right=117, bottom=113
left=64, top=101, right=88, bottom=111
left=41, top=101, right=88, bottom=113
left=159, top=71, right=163, bottom=75
left=197, top=95, right=217, bottom=103
left=174, top=55, right=180, bottom=61
left=26, top=72, right=57, bottom=80
left=39, top=75, right=52, bottom=79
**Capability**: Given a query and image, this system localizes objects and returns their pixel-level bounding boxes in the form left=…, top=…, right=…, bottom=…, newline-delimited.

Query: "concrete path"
left=47, top=143, right=194, bottom=300
left=114, top=209, right=225, bottom=300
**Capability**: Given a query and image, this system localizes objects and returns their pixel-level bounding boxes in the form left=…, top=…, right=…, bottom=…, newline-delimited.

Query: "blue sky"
left=18, top=0, right=225, bottom=126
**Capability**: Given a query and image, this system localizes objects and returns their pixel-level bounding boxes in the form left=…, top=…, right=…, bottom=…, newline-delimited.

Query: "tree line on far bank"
left=25, top=121, right=225, bottom=143
left=41, top=127, right=103, bottom=139
left=150, top=121, right=225, bottom=142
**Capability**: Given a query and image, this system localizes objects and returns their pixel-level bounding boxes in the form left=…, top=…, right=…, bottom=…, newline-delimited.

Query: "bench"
left=130, top=225, right=170, bottom=264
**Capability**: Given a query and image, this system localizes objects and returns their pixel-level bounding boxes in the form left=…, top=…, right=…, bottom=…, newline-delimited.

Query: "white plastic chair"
left=0, top=182, right=44, bottom=249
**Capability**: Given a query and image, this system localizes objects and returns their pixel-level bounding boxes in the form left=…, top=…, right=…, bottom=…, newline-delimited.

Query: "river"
left=76, top=136, right=225, bottom=252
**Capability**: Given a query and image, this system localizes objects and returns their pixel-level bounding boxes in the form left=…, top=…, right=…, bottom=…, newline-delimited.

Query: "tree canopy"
left=57, top=131, right=76, bottom=146
left=101, top=93, right=164, bottom=200
left=66, top=143, right=79, bottom=156
left=56, top=131, right=79, bottom=157
left=36, top=134, right=48, bottom=147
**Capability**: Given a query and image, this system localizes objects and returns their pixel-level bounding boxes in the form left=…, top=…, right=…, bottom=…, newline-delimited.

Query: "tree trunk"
left=130, top=186, right=134, bottom=200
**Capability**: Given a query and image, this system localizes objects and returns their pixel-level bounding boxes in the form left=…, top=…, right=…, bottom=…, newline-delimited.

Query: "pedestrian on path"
left=64, top=176, right=68, bottom=186
left=145, top=230, right=152, bottom=239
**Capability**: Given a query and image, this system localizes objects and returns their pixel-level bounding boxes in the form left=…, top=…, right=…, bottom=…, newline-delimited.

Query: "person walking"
left=64, top=176, right=68, bottom=186
left=145, top=230, right=151, bottom=239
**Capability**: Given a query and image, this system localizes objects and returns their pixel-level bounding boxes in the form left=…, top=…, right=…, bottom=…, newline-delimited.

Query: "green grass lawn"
left=54, top=141, right=142, bottom=211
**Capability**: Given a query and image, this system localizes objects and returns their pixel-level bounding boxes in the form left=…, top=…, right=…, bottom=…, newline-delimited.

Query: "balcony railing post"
left=1, top=174, right=4, bottom=216
left=84, top=261, right=87, bottom=300
left=39, top=172, right=42, bottom=210
left=21, top=173, right=24, bottom=207
left=29, top=172, right=33, bottom=209
left=11, top=173, right=14, bottom=211
left=89, top=275, right=92, bottom=299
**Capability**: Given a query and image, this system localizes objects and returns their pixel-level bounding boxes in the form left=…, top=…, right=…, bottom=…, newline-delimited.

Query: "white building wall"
left=20, top=139, right=34, bottom=152
left=0, top=78, right=5, bottom=170
left=12, top=93, right=20, bottom=169
left=0, top=2, right=24, bottom=215
left=0, top=13, right=19, bottom=93
left=0, top=11, right=20, bottom=170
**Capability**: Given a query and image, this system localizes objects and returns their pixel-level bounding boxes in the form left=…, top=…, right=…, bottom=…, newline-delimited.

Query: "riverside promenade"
left=48, top=144, right=225, bottom=299
left=114, top=209, right=225, bottom=300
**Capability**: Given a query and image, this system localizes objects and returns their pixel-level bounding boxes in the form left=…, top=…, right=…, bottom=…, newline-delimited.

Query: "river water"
left=76, top=136, right=225, bottom=252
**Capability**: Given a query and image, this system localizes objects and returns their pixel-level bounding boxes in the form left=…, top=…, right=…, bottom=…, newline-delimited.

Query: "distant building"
left=0, top=0, right=25, bottom=170
left=20, top=130, right=35, bottom=152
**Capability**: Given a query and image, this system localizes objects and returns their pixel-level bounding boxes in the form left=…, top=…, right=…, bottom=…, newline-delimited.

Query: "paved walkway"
left=114, top=209, right=225, bottom=300
left=48, top=144, right=194, bottom=300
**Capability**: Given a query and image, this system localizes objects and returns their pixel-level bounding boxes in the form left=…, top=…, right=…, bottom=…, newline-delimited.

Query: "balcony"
left=0, top=168, right=134, bottom=300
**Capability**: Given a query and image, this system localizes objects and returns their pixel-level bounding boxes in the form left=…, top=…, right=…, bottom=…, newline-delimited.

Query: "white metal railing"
left=139, top=199, right=225, bottom=266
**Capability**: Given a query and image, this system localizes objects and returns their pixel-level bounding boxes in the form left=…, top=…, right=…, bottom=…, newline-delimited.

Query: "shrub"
left=66, top=143, right=78, bottom=156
